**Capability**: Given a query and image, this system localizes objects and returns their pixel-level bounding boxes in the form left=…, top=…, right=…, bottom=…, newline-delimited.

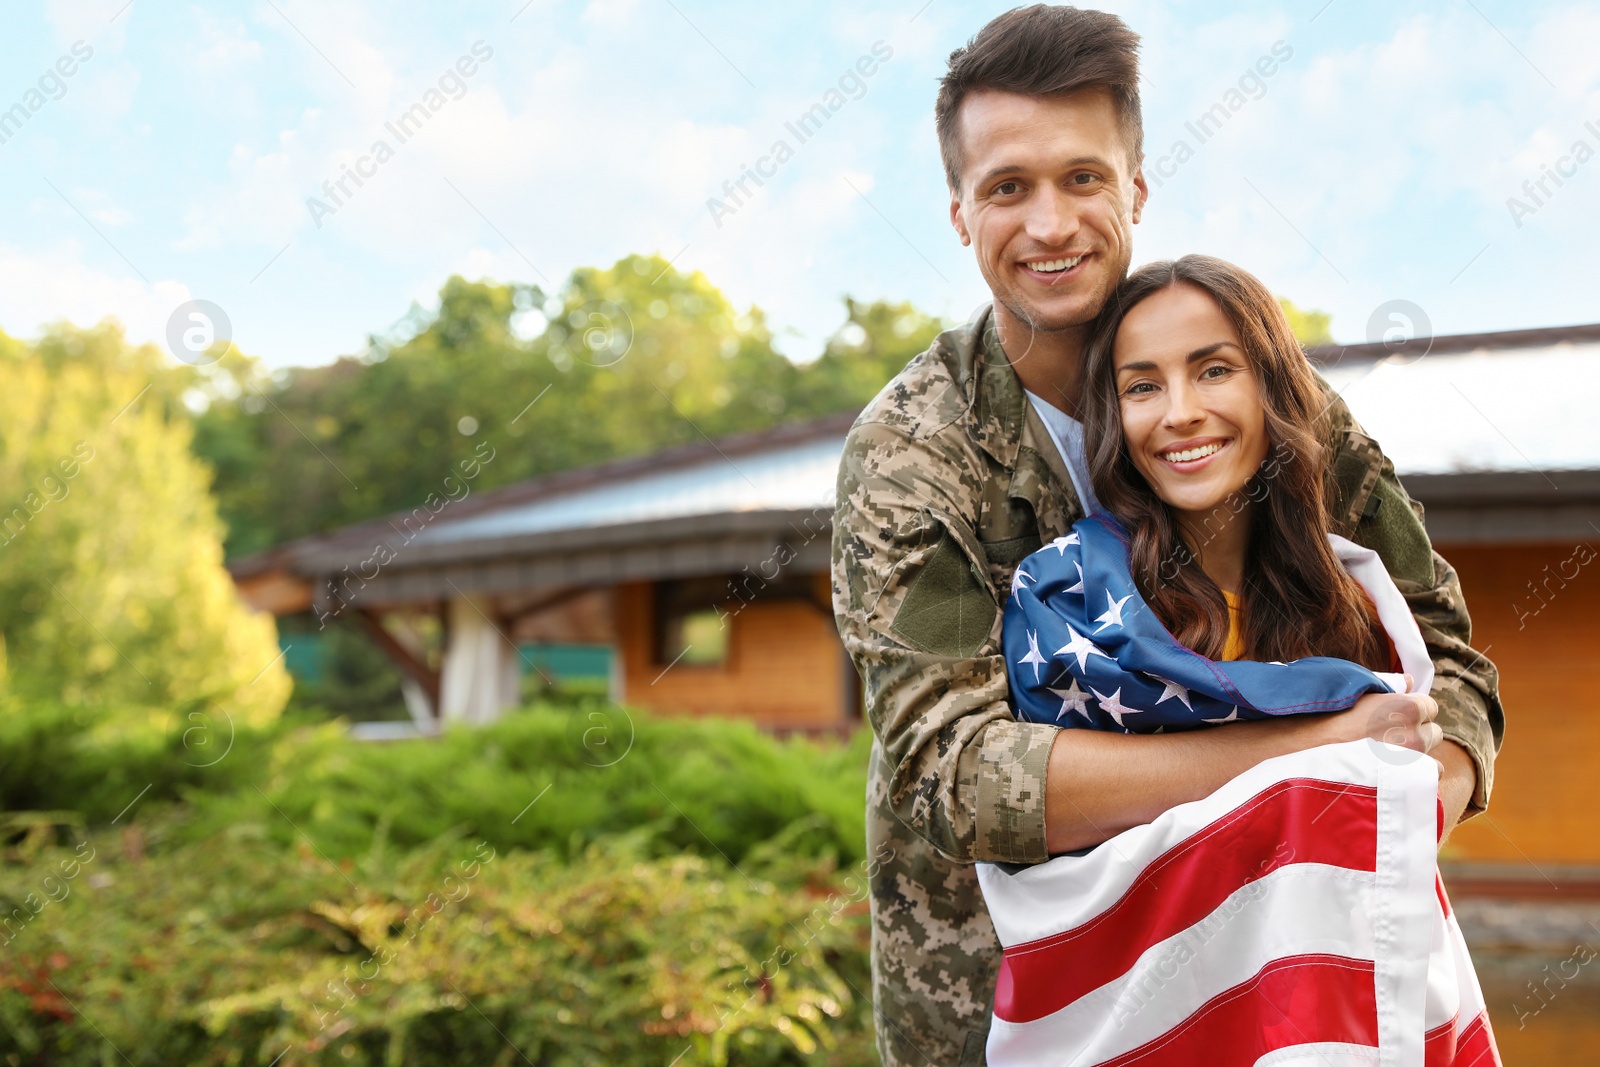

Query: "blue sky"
left=1, top=0, right=1596, bottom=368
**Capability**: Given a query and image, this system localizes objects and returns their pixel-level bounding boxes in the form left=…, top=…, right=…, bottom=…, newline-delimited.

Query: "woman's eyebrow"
left=1185, top=341, right=1240, bottom=362
left=1115, top=341, right=1240, bottom=375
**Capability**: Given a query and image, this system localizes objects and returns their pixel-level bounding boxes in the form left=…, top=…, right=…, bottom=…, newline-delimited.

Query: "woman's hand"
left=1323, top=676, right=1442, bottom=753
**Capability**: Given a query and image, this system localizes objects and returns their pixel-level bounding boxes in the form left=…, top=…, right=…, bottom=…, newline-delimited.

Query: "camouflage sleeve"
left=1320, top=388, right=1505, bottom=816
left=831, top=417, right=1058, bottom=866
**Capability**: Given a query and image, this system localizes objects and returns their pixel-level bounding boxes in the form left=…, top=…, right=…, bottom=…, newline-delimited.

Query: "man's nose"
left=1024, top=185, right=1081, bottom=249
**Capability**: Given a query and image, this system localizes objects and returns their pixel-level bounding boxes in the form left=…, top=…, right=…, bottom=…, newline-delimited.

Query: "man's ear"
left=949, top=190, right=972, bottom=247
left=1131, top=167, right=1149, bottom=225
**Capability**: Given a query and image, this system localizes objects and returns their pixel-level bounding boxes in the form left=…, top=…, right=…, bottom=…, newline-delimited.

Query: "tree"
left=0, top=322, right=290, bottom=724
left=789, top=297, right=946, bottom=417
left=1279, top=298, right=1333, bottom=346
left=195, top=256, right=946, bottom=558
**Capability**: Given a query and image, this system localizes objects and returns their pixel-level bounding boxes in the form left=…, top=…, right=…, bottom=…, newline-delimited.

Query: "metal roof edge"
left=1305, top=321, right=1600, bottom=368
left=228, top=410, right=859, bottom=578
left=296, top=506, right=836, bottom=576
left=1403, top=467, right=1600, bottom=506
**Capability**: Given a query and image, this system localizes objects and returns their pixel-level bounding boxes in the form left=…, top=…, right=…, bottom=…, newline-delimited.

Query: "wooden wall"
left=614, top=572, right=854, bottom=729
left=1437, top=540, right=1600, bottom=866
left=606, top=541, right=1600, bottom=864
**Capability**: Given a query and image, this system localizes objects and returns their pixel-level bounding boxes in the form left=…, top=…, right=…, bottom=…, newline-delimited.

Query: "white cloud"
left=1133, top=4, right=1600, bottom=341
left=0, top=241, right=190, bottom=349
left=580, top=0, right=643, bottom=29
left=10, top=0, right=1600, bottom=374
left=189, top=9, right=265, bottom=71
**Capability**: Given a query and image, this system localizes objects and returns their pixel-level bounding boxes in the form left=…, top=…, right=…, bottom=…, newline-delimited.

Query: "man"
left=829, top=7, right=1504, bottom=1066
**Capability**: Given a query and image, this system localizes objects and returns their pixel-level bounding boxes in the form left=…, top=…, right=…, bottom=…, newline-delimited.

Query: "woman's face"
left=1112, top=282, right=1271, bottom=520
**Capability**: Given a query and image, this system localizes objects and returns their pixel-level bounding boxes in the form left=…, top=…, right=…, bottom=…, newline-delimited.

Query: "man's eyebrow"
left=1115, top=341, right=1241, bottom=374
left=975, top=164, right=1026, bottom=187
left=974, top=155, right=1111, bottom=190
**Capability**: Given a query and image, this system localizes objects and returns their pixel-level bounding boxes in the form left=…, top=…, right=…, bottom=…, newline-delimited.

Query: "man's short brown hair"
left=935, top=5, right=1143, bottom=194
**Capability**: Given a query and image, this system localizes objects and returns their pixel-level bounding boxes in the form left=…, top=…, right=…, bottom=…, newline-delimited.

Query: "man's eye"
left=995, top=181, right=1020, bottom=196
left=1070, top=173, right=1100, bottom=186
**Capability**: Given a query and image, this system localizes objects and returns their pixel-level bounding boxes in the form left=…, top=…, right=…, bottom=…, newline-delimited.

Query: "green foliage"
left=190, top=703, right=872, bottom=870
left=1278, top=297, right=1333, bottom=346
left=0, top=323, right=289, bottom=724
left=790, top=298, right=944, bottom=415
left=0, top=698, right=871, bottom=870
left=0, top=702, right=878, bottom=1064
left=193, top=257, right=945, bottom=558
left=0, top=826, right=875, bottom=1066
left=0, top=698, right=282, bottom=827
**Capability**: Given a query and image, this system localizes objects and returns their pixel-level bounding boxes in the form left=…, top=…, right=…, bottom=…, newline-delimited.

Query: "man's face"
left=949, top=87, right=1146, bottom=333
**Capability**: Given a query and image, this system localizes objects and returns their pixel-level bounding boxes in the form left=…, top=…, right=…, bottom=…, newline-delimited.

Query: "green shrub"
left=0, top=822, right=877, bottom=1066
left=0, top=699, right=881, bottom=1064
left=0, top=699, right=273, bottom=825
left=0, top=698, right=872, bottom=871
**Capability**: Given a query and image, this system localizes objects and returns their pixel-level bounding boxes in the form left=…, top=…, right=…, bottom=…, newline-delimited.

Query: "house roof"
left=1307, top=320, right=1600, bottom=475
left=409, top=430, right=842, bottom=548
left=229, top=410, right=856, bottom=581
left=231, top=323, right=1600, bottom=614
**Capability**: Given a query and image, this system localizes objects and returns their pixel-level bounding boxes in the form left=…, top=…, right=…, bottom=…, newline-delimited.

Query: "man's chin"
left=999, top=291, right=1104, bottom=333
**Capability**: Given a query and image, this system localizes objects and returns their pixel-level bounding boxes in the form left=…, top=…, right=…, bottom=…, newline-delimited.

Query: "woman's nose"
left=1162, top=382, right=1205, bottom=429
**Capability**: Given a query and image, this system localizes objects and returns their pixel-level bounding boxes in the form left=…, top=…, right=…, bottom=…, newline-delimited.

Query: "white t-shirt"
left=1024, top=390, right=1103, bottom=518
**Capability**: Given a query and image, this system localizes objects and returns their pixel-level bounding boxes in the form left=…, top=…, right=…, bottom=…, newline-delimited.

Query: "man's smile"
left=1018, top=252, right=1092, bottom=285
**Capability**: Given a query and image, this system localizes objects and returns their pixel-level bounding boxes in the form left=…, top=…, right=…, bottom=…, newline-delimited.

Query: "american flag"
left=976, top=742, right=1500, bottom=1066
left=1001, top=515, right=1434, bottom=733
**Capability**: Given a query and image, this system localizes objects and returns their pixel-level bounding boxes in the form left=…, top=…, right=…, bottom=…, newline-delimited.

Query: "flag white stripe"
left=979, top=742, right=1427, bottom=948
left=1432, top=909, right=1489, bottom=1037
left=1253, top=1045, right=1382, bottom=1067
left=977, top=742, right=1491, bottom=1067
left=1373, top=736, right=1441, bottom=1067
left=1329, top=534, right=1434, bottom=694
left=986, top=865, right=1383, bottom=1065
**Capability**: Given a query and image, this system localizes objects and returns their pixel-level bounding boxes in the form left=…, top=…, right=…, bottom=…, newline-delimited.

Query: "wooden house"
left=230, top=321, right=1600, bottom=879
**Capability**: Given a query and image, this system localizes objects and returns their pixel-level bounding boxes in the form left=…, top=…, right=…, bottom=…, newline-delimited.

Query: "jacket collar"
left=949, top=303, right=1028, bottom=471
left=944, top=304, right=1082, bottom=538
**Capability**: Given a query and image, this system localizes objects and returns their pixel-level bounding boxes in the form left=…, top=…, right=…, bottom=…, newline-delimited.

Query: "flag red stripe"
left=1426, top=1016, right=1456, bottom=1064
left=1448, top=1012, right=1500, bottom=1067
left=1087, top=954, right=1377, bottom=1067
left=1425, top=1011, right=1501, bottom=1067
left=995, top=779, right=1378, bottom=1023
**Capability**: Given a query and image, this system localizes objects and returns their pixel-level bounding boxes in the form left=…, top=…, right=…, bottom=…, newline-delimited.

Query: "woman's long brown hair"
left=1082, top=255, right=1388, bottom=670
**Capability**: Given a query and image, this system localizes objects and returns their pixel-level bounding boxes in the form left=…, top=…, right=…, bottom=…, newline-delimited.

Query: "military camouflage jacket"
left=830, top=306, right=1504, bottom=1067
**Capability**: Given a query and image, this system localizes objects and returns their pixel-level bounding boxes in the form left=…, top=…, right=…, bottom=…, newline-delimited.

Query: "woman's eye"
left=1201, top=364, right=1232, bottom=379
left=1124, top=381, right=1155, bottom=396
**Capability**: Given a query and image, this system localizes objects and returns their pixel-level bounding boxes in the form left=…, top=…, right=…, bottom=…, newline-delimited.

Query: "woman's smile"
left=1155, top=436, right=1233, bottom=471
left=1112, top=283, right=1270, bottom=521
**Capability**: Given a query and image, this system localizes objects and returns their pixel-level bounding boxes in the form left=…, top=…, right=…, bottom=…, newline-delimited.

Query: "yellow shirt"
left=1221, top=589, right=1246, bottom=661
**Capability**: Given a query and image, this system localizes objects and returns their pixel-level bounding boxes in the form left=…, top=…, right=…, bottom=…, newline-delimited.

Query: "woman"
left=1004, top=254, right=1431, bottom=732
left=984, top=255, right=1500, bottom=1066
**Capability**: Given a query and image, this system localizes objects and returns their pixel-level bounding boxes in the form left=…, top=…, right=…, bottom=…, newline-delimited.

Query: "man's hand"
left=1434, top=739, right=1476, bottom=845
